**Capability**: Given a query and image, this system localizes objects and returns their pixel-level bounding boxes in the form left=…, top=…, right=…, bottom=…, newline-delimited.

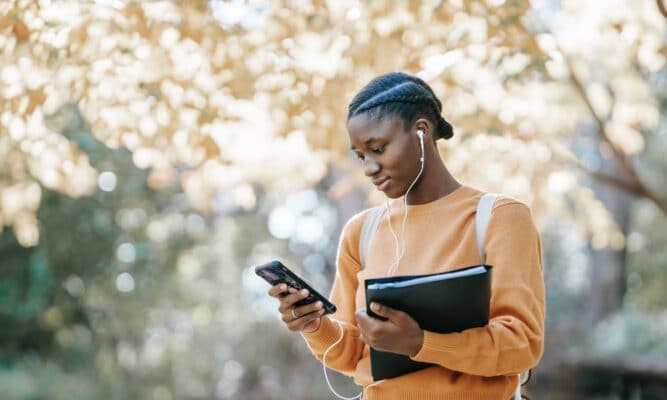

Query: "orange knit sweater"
left=300, top=185, right=545, bottom=399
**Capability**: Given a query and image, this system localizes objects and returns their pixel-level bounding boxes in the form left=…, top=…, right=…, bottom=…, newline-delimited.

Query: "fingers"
left=369, top=302, right=403, bottom=323
left=355, top=308, right=369, bottom=325
left=355, top=307, right=401, bottom=346
left=277, top=288, right=311, bottom=314
left=294, top=300, right=323, bottom=317
left=268, top=284, right=324, bottom=332
left=355, top=309, right=371, bottom=344
left=267, top=284, right=305, bottom=307
left=282, top=299, right=324, bottom=321
left=267, top=283, right=287, bottom=298
left=370, top=302, right=388, bottom=318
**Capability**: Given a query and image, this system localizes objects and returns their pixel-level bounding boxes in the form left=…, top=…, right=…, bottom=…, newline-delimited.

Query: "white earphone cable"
left=386, top=130, right=425, bottom=277
left=320, top=130, right=425, bottom=399
left=321, top=318, right=363, bottom=400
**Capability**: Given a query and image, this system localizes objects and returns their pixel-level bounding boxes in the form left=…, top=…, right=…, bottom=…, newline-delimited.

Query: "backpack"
left=357, top=193, right=529, bottom=400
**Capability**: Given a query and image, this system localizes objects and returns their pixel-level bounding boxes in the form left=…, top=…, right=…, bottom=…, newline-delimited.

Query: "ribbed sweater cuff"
left=299, top=316, right=345, bottom=351
left=409, top=329, right=462, bottom=364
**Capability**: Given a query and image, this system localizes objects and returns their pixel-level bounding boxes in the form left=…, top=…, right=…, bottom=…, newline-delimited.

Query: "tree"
left=1, top=0, right=666, bottom=397
left=2, top=0, right=664, bottom=248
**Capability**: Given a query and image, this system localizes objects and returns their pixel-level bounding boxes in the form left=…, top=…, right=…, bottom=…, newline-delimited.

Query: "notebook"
left=364, top=264, right=492, bottom=381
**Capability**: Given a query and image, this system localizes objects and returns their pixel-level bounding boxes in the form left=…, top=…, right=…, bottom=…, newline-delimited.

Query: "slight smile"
left=373, top=177, right=391, bottom=191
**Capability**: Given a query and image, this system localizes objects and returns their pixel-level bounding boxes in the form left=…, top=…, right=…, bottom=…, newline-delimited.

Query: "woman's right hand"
left=268, top=284, right=326, bottom=333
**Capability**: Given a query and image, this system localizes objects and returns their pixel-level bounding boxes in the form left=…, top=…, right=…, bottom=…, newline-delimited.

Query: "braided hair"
left=347, top=72, right=453, bottom=140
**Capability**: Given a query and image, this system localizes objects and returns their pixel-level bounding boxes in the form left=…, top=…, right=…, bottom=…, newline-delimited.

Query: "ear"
left=412, top=118, right=433, bottom=139
left=412, top=118, right=435, bottom=137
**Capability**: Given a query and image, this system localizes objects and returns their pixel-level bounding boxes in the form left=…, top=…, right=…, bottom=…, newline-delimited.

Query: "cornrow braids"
left=348, top=72, right=453, bottom=140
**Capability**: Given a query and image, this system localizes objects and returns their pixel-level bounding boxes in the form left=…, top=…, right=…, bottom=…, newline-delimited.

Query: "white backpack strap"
left=475, top=193, right=498, bottom=265
left=358, top=206, right=385, bottom=268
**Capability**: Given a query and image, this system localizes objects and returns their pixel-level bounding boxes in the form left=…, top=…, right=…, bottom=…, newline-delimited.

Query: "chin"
left=381, top=185, right=404, bottom=199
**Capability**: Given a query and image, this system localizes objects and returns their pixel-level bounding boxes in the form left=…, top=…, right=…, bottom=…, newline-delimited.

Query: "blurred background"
left=1, top=0, right=666, bottom=399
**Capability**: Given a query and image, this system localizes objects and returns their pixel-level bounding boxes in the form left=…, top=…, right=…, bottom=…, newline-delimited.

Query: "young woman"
left=268, top=72, right=545, bottom=399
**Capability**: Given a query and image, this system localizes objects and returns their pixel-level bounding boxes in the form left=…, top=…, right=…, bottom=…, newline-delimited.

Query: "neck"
left=405, top=154, right=460, bottom=205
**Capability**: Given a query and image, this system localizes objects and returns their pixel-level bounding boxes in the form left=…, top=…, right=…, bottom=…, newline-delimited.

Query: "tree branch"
left=658, top=0, right=667, bottom=19
left=554, top=42, right=667, bottom=215
left=580, top=166, right=642, bottom=196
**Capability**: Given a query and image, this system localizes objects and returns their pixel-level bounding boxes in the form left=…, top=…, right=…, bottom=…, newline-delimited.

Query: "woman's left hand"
left=355, top=302, right=424, bottom=357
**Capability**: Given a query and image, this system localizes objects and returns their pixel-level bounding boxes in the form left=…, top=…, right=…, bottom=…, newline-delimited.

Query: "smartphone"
left=254, top=259, right=337, bottom=315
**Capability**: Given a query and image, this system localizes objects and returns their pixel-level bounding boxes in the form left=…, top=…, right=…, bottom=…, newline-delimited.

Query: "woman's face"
left=347, top=113, right=423, bottom=199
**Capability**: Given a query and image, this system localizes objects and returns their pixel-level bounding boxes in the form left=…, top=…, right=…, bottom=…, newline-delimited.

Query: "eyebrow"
left=350, top=137, right=379, bottom=151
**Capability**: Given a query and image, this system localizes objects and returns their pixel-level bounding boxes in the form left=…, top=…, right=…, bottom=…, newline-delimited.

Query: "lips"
left=372, top=177, right=391, bottom=190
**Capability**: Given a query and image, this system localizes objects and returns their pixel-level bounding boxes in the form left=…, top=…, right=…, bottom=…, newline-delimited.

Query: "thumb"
left=371, top=302, right=399, bottom=321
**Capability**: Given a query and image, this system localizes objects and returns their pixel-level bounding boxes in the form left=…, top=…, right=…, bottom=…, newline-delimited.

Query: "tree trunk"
left=586, top=152, right=634, bottom=325
left=325, top=165, right=366, bottom=281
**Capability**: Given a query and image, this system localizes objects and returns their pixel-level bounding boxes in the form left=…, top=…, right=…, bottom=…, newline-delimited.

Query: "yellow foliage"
left=0, top=0, right=665, bottom=246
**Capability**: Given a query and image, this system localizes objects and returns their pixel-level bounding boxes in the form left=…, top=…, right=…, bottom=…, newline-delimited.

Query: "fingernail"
left=288, top=287, right=297, bottom=293
left=280, top=284, right=287, bottom=290
left=300, top=289, right=308, bottom=296
left=315, top=301, right=323, bottom=308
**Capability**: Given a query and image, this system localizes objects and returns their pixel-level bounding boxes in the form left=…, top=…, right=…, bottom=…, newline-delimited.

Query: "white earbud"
left=416, top=130, right=425, bottom=163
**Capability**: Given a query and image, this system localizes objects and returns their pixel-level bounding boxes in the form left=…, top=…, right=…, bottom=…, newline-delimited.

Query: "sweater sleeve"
left=299, top=211, right=367, bottom=377
left=408, top=201, right=546, bottom=377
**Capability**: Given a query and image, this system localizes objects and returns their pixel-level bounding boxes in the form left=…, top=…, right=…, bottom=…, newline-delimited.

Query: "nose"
left=363, top=157, right=380, bottom=177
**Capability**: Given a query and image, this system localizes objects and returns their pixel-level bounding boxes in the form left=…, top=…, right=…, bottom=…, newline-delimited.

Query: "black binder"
left=364, top=264, right=492, bottom=381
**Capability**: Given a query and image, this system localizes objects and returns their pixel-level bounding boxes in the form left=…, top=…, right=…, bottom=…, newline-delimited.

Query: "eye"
left=371, top=145, right=385, bottom=154
left=354, top=151, right=365, bottom=161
